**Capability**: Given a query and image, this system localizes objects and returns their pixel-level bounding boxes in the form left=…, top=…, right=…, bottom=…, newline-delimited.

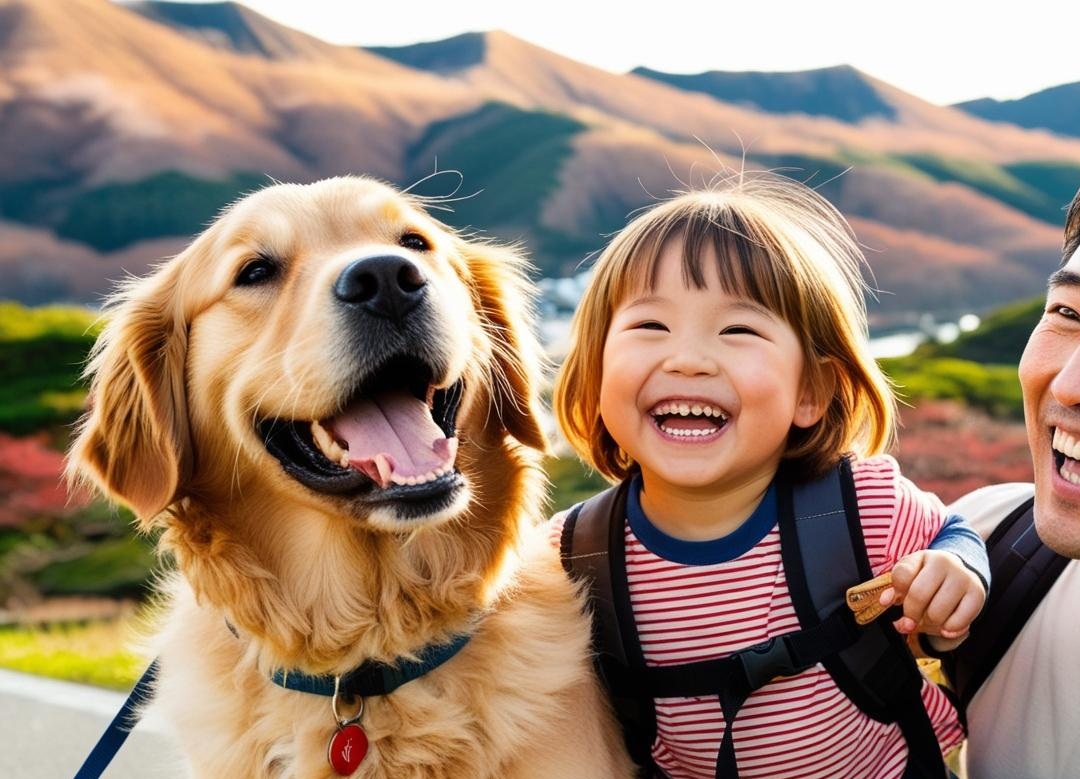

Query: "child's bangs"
left=615, top=205, right=800, bottom=321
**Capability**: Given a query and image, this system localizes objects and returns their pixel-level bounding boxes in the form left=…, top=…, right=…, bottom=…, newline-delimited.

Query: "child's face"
left=599, top=240, right=825, bottom=499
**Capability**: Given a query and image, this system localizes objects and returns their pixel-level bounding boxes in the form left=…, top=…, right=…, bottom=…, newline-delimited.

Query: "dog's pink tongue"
left=328, top=393, right=456, bottom=489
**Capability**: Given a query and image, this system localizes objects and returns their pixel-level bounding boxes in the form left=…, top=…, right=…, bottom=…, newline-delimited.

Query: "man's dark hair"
left=1065, top=187, right=1080, bottom=263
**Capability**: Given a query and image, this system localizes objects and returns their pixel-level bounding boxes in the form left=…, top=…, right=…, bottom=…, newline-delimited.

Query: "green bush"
left=545, top=455, right=609, bottom=513
left=0, top=302, right=98, bottom=433
left=0, top=621, right=145, bottom=690
left=881, top=356, right=1023, bottom=419
left=29, top=537, right=157, bottom=599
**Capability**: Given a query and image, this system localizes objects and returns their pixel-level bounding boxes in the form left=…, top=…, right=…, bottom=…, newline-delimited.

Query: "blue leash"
left=73, top=659, right=159, bottom=779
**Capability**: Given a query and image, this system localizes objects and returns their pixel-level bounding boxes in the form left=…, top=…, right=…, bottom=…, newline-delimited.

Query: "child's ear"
left=793, top=358, right=836, bottom=429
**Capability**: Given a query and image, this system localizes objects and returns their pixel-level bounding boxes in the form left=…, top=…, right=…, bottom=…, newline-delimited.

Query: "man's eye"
left=1054, top=300, right=1080, bottom=319
left=1050, top=304, right=1080, bottom=321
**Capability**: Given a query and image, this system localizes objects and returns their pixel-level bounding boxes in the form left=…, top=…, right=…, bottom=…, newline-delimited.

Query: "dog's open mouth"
left=260, top=355, right=465, bottom=506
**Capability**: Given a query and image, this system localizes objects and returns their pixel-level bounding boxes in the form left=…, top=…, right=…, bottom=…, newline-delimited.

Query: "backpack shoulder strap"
left=560, top=480, right=658, bottom=772
left=946, top=496, right=1069, bottom=710
left=779, top=459, right=947, bottom=779
left=560, top=482, right=631, bottom=668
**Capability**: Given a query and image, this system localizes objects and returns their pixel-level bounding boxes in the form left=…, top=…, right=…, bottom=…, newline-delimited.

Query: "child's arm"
left=881, top=513, right=989, bottom=651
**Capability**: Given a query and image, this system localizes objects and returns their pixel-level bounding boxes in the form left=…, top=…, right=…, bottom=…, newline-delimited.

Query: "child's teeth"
left=650, top=402, right=730, bottom=420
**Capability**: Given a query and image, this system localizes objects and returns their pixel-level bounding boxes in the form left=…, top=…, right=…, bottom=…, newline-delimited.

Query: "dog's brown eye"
left=236, top=257, right=279, bottom=287
left=399, top=232, right=430, bottom=252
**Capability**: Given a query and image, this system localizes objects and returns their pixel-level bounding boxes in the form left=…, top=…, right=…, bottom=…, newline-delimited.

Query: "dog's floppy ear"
left=463, top=241, right=549, bottom=453
left=68, top=261, right=191, bottom=527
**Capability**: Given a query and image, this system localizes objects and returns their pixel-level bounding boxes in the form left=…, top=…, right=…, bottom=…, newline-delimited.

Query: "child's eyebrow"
left=618, top=294, right=665, bottom=310
left=617, top=295, right=776, bottom=318
left=727, top=299, right=776, bottom=317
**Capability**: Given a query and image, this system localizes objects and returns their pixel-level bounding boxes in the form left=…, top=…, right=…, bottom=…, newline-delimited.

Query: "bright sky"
left=197, top=0, right=1080, bottom=106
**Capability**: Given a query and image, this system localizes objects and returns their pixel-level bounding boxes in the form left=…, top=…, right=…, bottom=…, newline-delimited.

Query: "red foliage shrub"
left=0, top=433, right=88, bottom=527
left=893, top=400, right=1032, bottom=505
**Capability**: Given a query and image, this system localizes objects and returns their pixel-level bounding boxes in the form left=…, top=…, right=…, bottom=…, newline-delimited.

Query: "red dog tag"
left=328, top=723, right=368, bottom=775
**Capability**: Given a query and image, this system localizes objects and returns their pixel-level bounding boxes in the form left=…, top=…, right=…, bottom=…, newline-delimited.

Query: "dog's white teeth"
left=390, top=467, right=449, bottom=487
left=312, top=420, right=349, bottom=465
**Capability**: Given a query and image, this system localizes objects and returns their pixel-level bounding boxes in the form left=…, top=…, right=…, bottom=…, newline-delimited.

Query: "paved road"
left=0, top=668, right=185, bottom=778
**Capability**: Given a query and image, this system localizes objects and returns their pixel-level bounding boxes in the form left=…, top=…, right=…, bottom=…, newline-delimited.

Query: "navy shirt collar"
left=625, top=473, right=778, bottom=565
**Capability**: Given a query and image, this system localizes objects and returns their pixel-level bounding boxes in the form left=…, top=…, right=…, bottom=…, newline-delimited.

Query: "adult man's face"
left=1019, top=247, right=1080, bottom=557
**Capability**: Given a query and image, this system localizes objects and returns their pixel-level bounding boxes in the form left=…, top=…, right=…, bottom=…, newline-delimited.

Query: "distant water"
left=868, top=314, right=981, bottom=359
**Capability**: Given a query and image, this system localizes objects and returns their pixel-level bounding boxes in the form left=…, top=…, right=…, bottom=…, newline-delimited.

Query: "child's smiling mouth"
left=649, top=400, right=730, bottom=439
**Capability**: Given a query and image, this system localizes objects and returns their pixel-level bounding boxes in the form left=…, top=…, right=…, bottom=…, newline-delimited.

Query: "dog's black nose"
left=334, top=255, right=427, bottom=322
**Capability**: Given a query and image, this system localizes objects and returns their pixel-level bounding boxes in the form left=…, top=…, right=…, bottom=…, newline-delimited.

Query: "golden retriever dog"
left=67, top=176, right=631, bottom=778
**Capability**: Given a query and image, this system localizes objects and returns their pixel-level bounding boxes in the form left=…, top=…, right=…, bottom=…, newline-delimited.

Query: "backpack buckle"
left=737, top=636, right=808, bottom=690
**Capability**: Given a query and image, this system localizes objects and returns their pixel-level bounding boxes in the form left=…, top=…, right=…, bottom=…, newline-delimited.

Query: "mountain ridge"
left=955, top=81, right=1080, bottom=139
left=1, top=0, right=1076, bottom=323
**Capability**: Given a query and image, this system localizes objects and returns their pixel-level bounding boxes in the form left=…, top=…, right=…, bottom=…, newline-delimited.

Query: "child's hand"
left=880, top=550, right=986, bottom=650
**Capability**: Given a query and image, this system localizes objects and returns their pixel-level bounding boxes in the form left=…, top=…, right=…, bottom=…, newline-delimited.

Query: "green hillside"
left=896, top=155, right=1080, bottom=225
left=913, top=296, right=1042, bottom=365
left=0, top=302, right=100, bottom=434
left=879, top=295, right=1042, bottom=420
left=56, top=171, right=268, bottom=252
left=406, top=102, right=589, bottom=274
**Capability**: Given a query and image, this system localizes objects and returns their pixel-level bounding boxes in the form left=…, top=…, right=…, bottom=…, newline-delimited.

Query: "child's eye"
left=634, top=321, right=668, bottom=331
left=721, top=325, right=759, bottom=336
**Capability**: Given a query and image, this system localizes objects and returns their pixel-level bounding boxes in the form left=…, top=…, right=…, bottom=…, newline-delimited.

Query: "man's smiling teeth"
left=1053, top=428, right=1080, bottom=486
left=1054, top=427, right=1080, bottom=460
left=650, top=401, right=728, bottom=419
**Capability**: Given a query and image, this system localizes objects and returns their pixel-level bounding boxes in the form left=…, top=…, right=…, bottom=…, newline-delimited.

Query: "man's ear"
left=461, top=240, right=549, bottom=454
left=793, top=357, right=837, bottom=429
left=67, top=264, right=191, bottom=528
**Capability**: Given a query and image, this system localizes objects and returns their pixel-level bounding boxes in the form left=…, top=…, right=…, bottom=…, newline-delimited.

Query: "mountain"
left=1, top=0, right=476, bottom=182
left=368, top=31, right=488, bottom=73
left=1, top=0, right=1077, bottom=325
left=955, top=82, right=1080, bottom=140
left=125, top=0, right=359, bottom=63
left=632, top=64, right=897, bottom=123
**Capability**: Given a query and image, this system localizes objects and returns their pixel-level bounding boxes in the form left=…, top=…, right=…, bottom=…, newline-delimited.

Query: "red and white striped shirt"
left=554, top=455, right=963, bottom=778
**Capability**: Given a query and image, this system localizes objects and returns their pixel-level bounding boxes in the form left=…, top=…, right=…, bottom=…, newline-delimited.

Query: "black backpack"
left=560, top=459, right=949, bottom=779
left=943, top=496, right=1069, bottom=715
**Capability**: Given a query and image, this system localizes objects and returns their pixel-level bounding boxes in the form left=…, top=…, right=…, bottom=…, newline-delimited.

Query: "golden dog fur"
left=68, top=176, right=631, bottom=778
